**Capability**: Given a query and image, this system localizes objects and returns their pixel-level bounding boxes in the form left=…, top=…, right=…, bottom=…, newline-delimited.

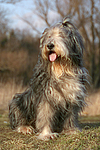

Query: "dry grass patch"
left=0, top=80, right=26, bottom=110
left=82, top=90, right=100, bottom=116
left=0, top=113, right=100, bottom=150
left=0, top=82, right=100, bottom=149
left=0, top=81, right=100, bottom=116
left=0, top=50, right=29, bottom=73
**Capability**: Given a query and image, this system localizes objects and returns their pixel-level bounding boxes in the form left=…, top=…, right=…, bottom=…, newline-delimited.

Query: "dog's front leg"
left=36, top=101, right=58, bottom=140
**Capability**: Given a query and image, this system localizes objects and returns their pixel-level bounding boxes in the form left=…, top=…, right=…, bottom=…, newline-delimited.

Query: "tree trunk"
left=90, top=0, right=95, bottom=86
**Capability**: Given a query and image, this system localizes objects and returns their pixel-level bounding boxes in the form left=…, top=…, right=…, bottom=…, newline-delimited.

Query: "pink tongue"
left=49, top=53, right=57, bottom=62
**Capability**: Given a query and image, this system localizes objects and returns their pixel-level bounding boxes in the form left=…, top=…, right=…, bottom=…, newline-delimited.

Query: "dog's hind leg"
left=9, top=91, right=36, bottom=134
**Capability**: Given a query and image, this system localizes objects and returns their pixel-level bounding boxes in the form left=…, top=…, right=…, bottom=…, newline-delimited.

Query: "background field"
left=0, top=81, right=100, bottom=116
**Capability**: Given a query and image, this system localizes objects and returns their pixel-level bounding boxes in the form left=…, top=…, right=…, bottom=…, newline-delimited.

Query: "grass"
left=0, top=82, right=100, bottom=149
left=0, top=81, right=26, bottom=110
left=0, top=50, right=32, bottom=73
left=82, top=89, right=100, bottom=116
left=0, top=111, right=100, bottom=150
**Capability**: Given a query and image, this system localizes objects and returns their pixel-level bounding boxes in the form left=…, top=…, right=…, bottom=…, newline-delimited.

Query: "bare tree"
left=1, top=0, right=100, bottom=88
left=31, top=0, right=100, bottom=88
left=76, top=0, right=100, bottom=88
left=0, top=0, right=21, bottom=3
left=0, top=8, right=10, bottom=32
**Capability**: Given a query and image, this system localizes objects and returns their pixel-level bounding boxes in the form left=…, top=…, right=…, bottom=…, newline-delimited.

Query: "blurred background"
left=0, top=0, right=100, bottom=116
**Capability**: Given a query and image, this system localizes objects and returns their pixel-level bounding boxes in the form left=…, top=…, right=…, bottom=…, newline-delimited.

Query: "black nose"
left=47, top=43, right=55, bottom=50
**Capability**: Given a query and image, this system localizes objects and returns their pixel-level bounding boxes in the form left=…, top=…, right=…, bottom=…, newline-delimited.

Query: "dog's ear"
left=62, top=17, right=75, bottom=29
left=42, top=28, right=49, bottom=35
left=62, top=17, right=71, bottom=27
left=63, top=17, right=70, bottom=24
left=62, top=17, right=84, bottom=55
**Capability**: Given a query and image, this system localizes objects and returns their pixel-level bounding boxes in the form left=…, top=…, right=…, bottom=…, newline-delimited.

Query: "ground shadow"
left=80, top=122, right=100, bottom=129
left=79, top=115, right=100, bottom=129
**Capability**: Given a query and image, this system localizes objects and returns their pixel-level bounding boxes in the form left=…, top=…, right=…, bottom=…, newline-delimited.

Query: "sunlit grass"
left=0, top=113, right=100, bottom=150
left=0, top=82, right=100, bottom=149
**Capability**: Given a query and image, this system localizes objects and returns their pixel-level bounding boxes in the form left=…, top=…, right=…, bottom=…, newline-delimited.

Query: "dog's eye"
left=48, top=35, right=51, bottom=38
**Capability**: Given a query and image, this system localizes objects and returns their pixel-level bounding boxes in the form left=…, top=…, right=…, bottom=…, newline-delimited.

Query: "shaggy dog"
left=9, top=17, right=88, bottom=140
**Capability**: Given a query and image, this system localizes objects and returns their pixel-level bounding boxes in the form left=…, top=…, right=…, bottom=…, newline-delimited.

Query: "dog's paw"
left=16, top=126, right=34, bottom=135
left=37, top=133, right=59, bottom=141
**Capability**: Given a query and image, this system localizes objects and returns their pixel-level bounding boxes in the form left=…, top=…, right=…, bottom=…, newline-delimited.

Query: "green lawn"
left=0, top=110, right=100, bottom=150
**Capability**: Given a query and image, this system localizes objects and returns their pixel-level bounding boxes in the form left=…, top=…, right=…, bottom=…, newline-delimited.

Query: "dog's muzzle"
left=47, top=42, right=57, bottom=62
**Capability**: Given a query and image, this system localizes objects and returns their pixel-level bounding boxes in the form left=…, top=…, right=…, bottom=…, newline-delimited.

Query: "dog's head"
left=40, top=17, right=84, bottom=66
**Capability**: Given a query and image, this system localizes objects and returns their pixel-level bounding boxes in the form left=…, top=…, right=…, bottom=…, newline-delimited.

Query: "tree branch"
left=17, top=15, right=41, bottom=34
